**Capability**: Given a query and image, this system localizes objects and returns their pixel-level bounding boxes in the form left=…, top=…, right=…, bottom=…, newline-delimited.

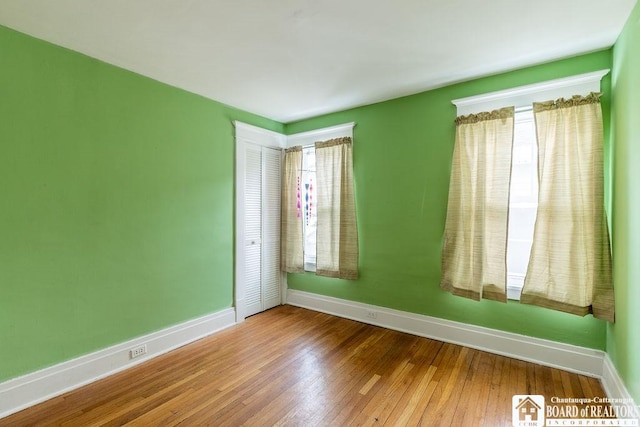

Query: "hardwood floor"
left=1, top=305, right=609, bottom=426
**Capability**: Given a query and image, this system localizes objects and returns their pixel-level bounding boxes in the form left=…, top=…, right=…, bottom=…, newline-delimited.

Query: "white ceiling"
left=0, top=1, right=636, bottom=123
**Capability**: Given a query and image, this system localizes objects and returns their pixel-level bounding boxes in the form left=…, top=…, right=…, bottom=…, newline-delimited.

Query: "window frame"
left=286, top=122, right=355, bottom=272
left=450, top=70, right=609, bottom=300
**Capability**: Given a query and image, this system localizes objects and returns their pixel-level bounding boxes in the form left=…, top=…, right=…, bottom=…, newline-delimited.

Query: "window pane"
left=507, top=110, right=538, bottom=300
left=302, top=147, right=317, bottom=271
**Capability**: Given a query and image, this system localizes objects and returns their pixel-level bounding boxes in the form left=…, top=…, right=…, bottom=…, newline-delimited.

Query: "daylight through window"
left=507, top=109, right=538, bottom=300
left=301, top=147, right=317, bottom=271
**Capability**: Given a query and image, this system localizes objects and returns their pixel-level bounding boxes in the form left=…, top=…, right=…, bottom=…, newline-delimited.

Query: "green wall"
left=0, top=25, right=282, bottom=382
left=1, top=12, right=633, bottom=394
left=286, top=51, right=613, bottom=350
left=609, top=1, right=640, bottom=403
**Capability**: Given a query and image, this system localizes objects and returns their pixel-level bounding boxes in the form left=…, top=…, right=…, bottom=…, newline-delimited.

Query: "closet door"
left=261, top=147, right=282, bottom=311
left=235, top=122, right=285, bottom=321
left=240, top=143, right=282, bottom=318
left=243, top=144, right=263, bottom=318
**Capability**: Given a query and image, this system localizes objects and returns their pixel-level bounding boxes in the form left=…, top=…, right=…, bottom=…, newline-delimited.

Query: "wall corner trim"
left=0, top=307, right=236, bottom=419
left=286, top=289, right=634, bottom=406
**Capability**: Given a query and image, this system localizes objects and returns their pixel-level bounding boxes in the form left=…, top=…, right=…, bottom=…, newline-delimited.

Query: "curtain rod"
left=299, top=136, right=353, bottom=150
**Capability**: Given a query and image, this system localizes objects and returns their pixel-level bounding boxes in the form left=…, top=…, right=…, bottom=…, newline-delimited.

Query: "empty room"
left=1, top=1, right=639, bottom=425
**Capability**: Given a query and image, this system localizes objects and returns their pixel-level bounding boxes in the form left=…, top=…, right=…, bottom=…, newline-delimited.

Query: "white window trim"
left=451, top=69, right=609, bottom=115
left=286, top=122, right=355, bottom=148
left=451, top=70, right=609, bottom=301
left=286, top=122, right=355, bottom=271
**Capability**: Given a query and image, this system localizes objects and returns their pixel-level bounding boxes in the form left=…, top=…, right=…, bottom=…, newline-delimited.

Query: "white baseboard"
left=287, top=289, right=638, bottom=411
left=0, top=308, right=236, bottom=419
left=602, top=354, right=640, bottom=419
left=287, top=289, right=604, bottom=377
left=2, top=293, right=636, bottom=420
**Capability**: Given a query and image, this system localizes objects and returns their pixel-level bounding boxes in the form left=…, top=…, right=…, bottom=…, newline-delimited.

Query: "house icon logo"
left=512, top=395, right=545, bottom=427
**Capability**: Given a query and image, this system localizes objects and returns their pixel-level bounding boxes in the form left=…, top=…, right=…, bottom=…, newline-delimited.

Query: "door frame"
left=234, top=122, right=286, bottom=323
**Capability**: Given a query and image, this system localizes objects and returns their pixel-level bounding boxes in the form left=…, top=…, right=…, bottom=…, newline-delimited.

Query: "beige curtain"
left=281, top=146, right=304, bottom=273
left=441, top=107, right=515, bottom=302
left=315, top=137, right=358, bottom=279
left=521, top=93, right=614, bottom=322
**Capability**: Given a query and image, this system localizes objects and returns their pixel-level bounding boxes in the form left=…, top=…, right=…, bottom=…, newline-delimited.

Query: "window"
left=445, top=69, right=610, bottom=308
left=506, top=110, right=538, bottom=300
left=282, top=122, right=357, bottom=277
left=301, top=147, right=317, bottom=271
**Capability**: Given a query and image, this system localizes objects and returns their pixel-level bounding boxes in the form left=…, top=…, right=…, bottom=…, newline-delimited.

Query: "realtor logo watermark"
left=513, top=395, right=546, bottom=427
left=512, top=395, right=639, bottom=427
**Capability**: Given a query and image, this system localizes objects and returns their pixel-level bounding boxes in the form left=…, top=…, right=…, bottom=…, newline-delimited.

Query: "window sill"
left=507, top=273, right=525, bottom=300
left=507, top=285, right=523, bottom=301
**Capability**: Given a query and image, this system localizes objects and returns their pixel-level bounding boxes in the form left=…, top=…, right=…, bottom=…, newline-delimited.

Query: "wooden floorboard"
left=0, top=305, right=613, bottom=426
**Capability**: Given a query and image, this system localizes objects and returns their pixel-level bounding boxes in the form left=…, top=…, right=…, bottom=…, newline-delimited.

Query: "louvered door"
left=261, top=147, right=282, bottom=311
left=242, top=144, right=282, bottom=318
left=243, top=144, right=263, bottom=317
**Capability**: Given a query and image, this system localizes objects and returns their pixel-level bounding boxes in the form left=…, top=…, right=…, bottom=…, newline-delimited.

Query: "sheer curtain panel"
left=441, top=107, right=515, bottom=302
left=281, top=146, right=304, bottom=273
left=315, top=137, right=358, bottom=279
left=521, top=93, right=614, bottom=322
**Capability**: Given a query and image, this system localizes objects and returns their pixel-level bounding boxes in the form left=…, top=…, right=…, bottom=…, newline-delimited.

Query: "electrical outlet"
left=130, top=344, right=147, bottom=359
left=366, top=311, right=377, bottom=320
